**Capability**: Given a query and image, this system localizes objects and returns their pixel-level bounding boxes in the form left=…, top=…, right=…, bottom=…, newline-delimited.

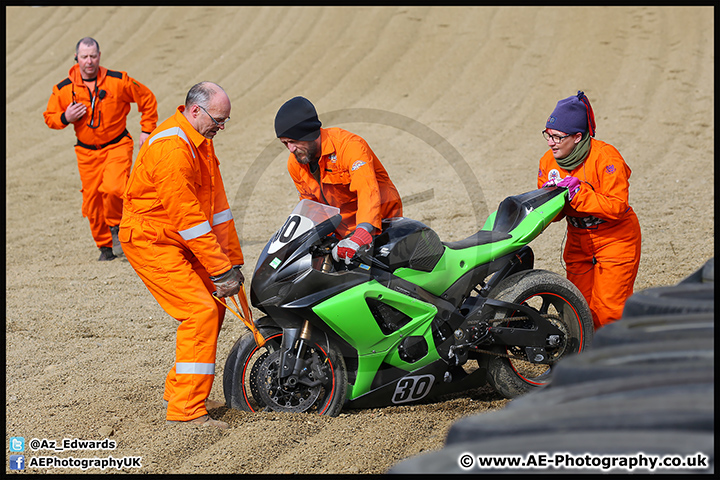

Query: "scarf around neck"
left=556, top=133, right=591, bottom=171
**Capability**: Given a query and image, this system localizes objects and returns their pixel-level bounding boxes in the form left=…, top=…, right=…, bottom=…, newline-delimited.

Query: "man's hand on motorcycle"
left=332, top=227, right=373, bottom=265
left=210, top=265, right=244, bottom=297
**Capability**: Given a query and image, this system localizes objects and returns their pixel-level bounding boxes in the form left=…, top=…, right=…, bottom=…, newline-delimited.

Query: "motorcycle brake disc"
left=255, top=349, right=321, bottom=413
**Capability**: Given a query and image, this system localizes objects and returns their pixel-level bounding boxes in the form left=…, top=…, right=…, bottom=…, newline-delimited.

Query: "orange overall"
left=43, top=64, right=157, bottom=248
left=287, top=127, right=403, bottom=237
left=538, top=138, right=641, bottom=329
left=120, top=107, right=244, bottom=421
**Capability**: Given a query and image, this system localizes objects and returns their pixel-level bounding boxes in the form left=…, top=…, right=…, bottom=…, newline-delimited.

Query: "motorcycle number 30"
left=391, top=374, right=435, bottom=404
left=268, top=214, right=315, bottom=254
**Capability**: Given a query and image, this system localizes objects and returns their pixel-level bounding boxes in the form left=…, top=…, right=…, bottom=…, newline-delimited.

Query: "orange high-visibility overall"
left=43, top=64, right=157, bottom=248
left=287, top=127, right=403, bottom=238
left=538, top=138, right=642, bottom=329
left=120, top=107, right=244, bottom=421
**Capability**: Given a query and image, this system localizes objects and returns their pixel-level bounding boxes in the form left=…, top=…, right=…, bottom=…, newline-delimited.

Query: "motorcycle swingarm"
left=482, top=298, right=564, bottom=347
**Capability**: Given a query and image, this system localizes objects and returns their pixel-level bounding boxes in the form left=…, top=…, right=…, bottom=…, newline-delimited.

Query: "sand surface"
left=6, top=6, right=714, bottom=474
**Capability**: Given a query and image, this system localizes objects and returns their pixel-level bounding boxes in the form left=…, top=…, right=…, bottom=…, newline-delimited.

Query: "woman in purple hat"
left=538, top=91, right=642, bottom=330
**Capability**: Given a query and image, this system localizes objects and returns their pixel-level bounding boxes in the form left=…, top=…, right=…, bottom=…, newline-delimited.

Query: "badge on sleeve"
left=548, top=169, right=562, bottom=184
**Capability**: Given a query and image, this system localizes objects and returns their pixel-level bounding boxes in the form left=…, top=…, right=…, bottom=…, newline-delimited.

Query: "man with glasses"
left=538, top=91, right=642, bottom=330
left=43, top=37, right=157, bottom=261
left=120, top=82, right=243, bottom=429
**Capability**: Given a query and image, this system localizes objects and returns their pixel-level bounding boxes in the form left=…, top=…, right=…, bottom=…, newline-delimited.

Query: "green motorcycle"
left=223, top=186, right=593, bottom=416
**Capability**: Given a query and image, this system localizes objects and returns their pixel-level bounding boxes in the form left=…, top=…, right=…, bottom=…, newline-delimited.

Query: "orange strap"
left=213, top=286, right=265, bottom=347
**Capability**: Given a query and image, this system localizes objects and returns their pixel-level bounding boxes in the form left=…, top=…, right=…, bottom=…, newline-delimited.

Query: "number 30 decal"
left=392, top=374, right=435, bottom=404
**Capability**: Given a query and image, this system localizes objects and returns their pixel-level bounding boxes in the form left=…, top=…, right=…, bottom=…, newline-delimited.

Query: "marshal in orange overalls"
left=538, top=138, right=642, bottom=329
left=287, top=127, right=403, bottom=238
left=43, top=64, right=157, bottom=249
left=120, top=106, right=244, bottom=421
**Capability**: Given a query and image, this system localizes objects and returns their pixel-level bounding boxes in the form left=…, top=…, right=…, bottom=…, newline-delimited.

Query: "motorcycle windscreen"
left=267, top=200, right=340, bottom=254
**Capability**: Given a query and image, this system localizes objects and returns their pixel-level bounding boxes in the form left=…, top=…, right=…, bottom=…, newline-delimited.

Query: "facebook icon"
left=10, top=455, right=25, bottom=471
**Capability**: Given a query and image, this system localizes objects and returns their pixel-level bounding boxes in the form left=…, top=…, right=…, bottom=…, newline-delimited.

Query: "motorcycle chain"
left=469, top=346, right=526, bottom=361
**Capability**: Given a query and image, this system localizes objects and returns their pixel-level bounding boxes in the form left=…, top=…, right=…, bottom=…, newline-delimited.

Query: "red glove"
left=557, top=176, right=581, bottom=201
left=332, top=228, right=373, bottom=265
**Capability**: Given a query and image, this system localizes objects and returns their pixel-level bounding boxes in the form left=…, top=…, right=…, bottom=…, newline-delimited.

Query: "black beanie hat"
left=274, top=96, right=322, bottom=141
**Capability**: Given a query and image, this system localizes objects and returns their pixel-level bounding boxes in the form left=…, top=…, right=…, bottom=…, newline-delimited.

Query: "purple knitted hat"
left=546, top=91, right=596, bottom=136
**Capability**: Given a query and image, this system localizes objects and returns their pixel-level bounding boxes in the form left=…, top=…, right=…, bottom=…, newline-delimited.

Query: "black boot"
left=109, top=225, right=123, bottom=256
left=98, top=246, right=116, bottom=261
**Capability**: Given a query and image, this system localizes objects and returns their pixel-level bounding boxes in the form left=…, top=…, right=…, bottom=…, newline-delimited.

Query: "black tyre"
left=445, top=385, right=713, bottom=446
left=223, top=325, right=283, bottom=413
left=507, top=368, right=714, bottom=410
left=593, top=312, right=714, bottom=349
left=621, top=283, right=714, bottom=318
left=483, top=269, right=593, bottom=398
left=549, top=337, right=714, bottom=388
left=223, top=320, right=347, bottom=416
left=388, top=430, right=713, bottom=474
left=678, top=257, right=714, bottom=284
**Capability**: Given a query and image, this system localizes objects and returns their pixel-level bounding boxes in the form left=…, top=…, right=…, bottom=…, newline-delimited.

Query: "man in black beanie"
left=275, top=96, right=403, bottom=264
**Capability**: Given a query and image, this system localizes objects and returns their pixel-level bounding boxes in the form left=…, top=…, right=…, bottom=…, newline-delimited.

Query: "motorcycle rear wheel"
left=483, top=269, right=593, bottom=398
left=223, top=322, right=347, bottom=416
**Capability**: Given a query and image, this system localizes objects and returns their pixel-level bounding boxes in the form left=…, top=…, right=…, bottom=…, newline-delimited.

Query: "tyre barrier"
left=388, top=431, right=713, bottom=474
left=678, top=257, right=714, bottom=285
left=622, top=272, right=715, bottom=319
left=443, top=385, right=713, bottom=446
left=622, top=258, right=714, bottom=318
left=548, top=337, right=714, bottom=388
left=592, top=312, right=714, bottom=349
left=388, top=258, right=714, bottom=474
left=621, top=283, right=714, bottom=318
left=506, top=368, right=713, bottom=410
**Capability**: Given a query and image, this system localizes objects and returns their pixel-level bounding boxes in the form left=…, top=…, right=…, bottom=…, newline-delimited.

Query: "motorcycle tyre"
left=223, top=325, right=283, bottom=413
left=483, top=269, right=593, bottom=399
left=223, top=323, right=348, bottom=416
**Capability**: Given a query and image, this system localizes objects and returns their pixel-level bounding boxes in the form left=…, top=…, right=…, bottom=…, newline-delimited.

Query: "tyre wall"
left=388, top=258, right=714, bottom=474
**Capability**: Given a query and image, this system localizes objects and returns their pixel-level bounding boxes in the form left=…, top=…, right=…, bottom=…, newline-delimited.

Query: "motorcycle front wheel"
left=223, top=321, right=347, bottom=416
left=483, top=269, right=593, bottom=398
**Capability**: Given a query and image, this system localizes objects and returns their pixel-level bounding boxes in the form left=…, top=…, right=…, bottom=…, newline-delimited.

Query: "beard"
left=293, top=140, right=320, bottom=165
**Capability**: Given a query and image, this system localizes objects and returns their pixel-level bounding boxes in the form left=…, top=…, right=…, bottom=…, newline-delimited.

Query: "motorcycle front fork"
left=279, top=319, right=318, bottom=384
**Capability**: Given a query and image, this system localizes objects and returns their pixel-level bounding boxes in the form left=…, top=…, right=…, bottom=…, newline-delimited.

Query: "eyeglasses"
left=542, top=130, right=572, bottom=144
left=197, top=104, right=229, bottom=127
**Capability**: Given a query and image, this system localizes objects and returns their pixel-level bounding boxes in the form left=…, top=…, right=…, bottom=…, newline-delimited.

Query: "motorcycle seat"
left=491, top=188, right=564, bottom=234
left=444, top=188, right=564, bottom=249
left=492, top=195, right=531, bottom=234
left=443, top=230, right=511, bottom=250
